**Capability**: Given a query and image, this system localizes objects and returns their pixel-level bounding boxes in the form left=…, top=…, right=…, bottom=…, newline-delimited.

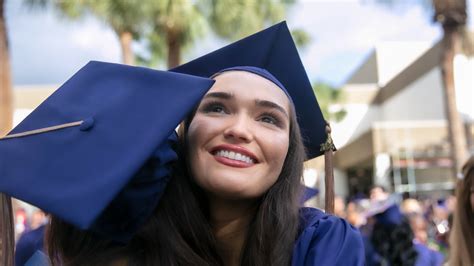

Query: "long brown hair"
left=449, top=156, right=474, bottom=266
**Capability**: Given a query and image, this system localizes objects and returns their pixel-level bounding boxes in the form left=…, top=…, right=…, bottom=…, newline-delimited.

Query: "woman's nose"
left=223, top=115, right=253, bottom=142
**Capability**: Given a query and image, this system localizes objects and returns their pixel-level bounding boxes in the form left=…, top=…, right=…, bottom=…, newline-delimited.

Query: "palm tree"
left=312, top=82, right=346, bottom=122
left=0, top=0, right=12, bottom=137
left=139, top=0, right=301, bottom=69
left=432, top=0, right=469, bottom=178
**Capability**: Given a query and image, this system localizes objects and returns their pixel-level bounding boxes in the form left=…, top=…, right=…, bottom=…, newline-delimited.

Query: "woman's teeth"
left=215, top=150, right=255, bottom=164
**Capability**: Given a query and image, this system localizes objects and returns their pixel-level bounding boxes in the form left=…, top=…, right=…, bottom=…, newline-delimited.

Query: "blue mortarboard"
left=172, top=21, right=327, bottom=160
left=0, top=61, right=214, bottom=242
left=374, top=204, right=403, bottom=226
left=366, top=200, right=403, bottom=226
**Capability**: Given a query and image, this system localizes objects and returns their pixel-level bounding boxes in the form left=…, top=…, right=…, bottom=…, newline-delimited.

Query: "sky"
left=5, top=0, right=474, bottom=87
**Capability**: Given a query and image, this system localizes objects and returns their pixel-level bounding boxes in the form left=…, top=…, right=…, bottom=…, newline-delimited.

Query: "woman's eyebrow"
left=203, top=91, right=233, bottom=100
left=255, top=100, right=289, bottom=118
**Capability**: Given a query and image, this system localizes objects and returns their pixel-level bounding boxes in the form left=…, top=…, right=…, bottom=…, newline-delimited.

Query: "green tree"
left=139, top=0, right=304, bottom=69
left=369, top=0, right=471, bottom=178
left=312, top=82, right=346, bottom=122
left=0, top=0, right=12, bottom=137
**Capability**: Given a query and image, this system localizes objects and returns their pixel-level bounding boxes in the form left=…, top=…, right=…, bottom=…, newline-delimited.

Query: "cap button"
left=80, top=118, right=95, bottom=131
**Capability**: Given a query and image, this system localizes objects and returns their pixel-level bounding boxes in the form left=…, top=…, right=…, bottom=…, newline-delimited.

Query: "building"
left=308, top=38, right=473, bottom=200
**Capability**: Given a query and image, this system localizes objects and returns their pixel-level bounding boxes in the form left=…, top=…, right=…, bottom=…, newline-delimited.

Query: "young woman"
left=2, top=22, right=364, bottom=265
left=449, top=156, right=474, bottom=266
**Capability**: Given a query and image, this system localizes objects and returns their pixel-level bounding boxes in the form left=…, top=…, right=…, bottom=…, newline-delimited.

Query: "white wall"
left=381, top=67, right=445, bottom=121
left=454, top=55, right=474, bottom=120
left=376, top=41, right=431, bottom=86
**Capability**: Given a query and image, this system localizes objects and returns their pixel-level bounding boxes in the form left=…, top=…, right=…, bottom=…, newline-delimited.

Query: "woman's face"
left=187, top=71, right=291, bottom=199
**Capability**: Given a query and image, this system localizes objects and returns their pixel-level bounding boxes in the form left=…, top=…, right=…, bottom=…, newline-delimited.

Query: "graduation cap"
left=171, top=21, right=328, bottom=160
left=365, top=197, right=403, bottom=226
left=0, top=61, right=214, bottom=242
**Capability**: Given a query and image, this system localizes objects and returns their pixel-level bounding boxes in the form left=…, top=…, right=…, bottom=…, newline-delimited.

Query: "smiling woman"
left=0, top=22, right=364, bottom=266
left=188, top=71, right=291, bottom=199
left=146, top=21, right=363, bottom=264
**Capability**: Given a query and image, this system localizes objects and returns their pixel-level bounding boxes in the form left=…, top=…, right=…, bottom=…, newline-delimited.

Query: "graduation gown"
left=292, top=207, right=365, bottom=266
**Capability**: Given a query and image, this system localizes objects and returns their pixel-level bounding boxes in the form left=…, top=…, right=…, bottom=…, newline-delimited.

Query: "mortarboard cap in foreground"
left=0, top=61, right=215, bottom=242
left=171, top=21, right=327, bottom=160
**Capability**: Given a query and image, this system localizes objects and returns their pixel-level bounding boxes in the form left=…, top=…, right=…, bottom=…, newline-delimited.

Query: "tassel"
left=320, top=122, right=336, bottom=214
left=0, top=193, right=14, bottom=266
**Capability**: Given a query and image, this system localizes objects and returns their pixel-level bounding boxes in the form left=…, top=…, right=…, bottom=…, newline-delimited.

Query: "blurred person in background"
left=30, top=209, right=47, bottom=230
left=428, top=199, right=451, bottom=256
left=369, top=185, right=389, bottom=202
left=449, top=156, right=474, bottom=266
left=347, top=199, right=370, bottom=230
left=407, top=213, right=444, bottom=266
left=364, top=202, right=419, bottom=266
left=14, top=208, right=28, bottom=242
left=15, top=209, right=47, bottom=266
left=401, top=198, right=423, bottom=215
left=366, top=186, right=414, bottom=265
left=401, top=198, right=447, bottom=256
left=334, top=196, right=346, bottom=219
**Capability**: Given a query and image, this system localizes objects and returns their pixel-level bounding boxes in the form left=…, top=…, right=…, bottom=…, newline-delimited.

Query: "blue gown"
left=15, top=225, right=46, bottom=266
left=363, top=236, right=444, bottom=266
left=292, top=208, right=365, bottom=266
left=413, top=242, right=444, bottom=266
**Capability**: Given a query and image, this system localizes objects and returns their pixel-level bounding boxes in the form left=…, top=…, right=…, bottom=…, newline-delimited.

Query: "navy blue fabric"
left=364, top=238, right=444, bottom=266
left=24, top=250, right=50, bottom=266
left=172, top=21, right=327, bottom=160
left=375, top=204, right=403, bottom=226
left=89, top=133, right=178, bottom=242
left=213, top=66, right=291, bottom=100
left=413, top=243, right=444, bottom=266
left=15, top=225, right=46, bottom=266
left=301, top=186, right=319, bottom=203
left=292, top=208, right=365, bottom=266
left=0, top=61, right=215, bottom=242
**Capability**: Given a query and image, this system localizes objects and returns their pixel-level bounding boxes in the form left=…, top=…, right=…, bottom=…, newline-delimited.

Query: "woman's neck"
left=208, top=197, right=257, bottom=266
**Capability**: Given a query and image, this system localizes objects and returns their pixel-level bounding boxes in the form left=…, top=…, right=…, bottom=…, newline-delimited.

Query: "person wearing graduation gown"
left=0, top=22, right=364, bottom=266
left=364, top=198, right=445, bottom=266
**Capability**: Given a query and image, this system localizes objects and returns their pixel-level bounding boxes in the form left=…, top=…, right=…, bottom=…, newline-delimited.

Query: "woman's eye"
left=259, top=114, right=279, bottom=125
left=202, top=102, right=227, bottom=114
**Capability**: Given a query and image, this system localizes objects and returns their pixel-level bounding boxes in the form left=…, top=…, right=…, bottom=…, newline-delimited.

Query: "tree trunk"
left=0, top=0, right=12, bottom=137
left=119, top=31, right=135, bottom=65
left=440, top=25, right=469, bottom=179
left=167, top=29, right=181, bottom=69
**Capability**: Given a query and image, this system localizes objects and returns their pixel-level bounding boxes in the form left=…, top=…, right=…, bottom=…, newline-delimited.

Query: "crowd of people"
left=329, top=156, right=474, bottom=266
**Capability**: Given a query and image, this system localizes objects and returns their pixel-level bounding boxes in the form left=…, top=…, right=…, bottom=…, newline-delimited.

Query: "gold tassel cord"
left=320, top=122, right=336, bottom=214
